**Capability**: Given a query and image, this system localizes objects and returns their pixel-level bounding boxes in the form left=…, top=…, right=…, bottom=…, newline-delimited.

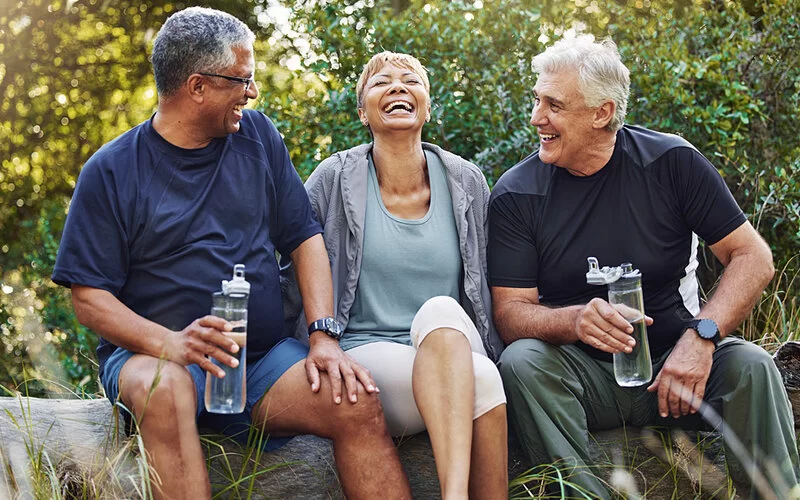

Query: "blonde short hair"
left=356, top=51, right=430, bottom=109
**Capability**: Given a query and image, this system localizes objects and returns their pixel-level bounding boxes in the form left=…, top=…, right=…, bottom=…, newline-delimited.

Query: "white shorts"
left=347, top=296, right=506, bottom=437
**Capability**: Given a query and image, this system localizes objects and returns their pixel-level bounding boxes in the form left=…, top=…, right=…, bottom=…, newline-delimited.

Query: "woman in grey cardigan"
left=304, top=52, right=507, bottom=498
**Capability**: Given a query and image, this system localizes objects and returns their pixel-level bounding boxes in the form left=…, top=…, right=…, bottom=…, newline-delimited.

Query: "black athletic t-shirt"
left=488, top=125, right=746, bottom=360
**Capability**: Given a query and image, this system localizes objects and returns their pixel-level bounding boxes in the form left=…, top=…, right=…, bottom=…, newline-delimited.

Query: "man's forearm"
left=290, top=233, right=334, bottom=326
left=72, top=285, right=173, bottom=357
left=494, top=299, right=582, bottom=345
left=699, top=236, right=774, bottom=337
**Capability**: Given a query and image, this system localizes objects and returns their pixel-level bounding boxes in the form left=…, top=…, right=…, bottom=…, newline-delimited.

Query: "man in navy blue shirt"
left=489, top=34, right=798, bottom=497
left=53, top=7, right=411, bottom=499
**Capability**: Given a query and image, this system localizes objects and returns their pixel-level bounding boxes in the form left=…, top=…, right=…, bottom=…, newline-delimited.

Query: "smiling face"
left=201, top=45, right=259, bottom=138
left=530, top=69, right=606, bottom=172
left=357, top=62, right=431, bottom=138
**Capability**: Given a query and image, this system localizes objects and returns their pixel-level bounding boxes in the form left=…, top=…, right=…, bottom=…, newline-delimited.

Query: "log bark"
left=0, top=397, right=737, bottom=499
left=774, top=340, right=800, bottom=424
left=2, top=342, right=796, bottom=498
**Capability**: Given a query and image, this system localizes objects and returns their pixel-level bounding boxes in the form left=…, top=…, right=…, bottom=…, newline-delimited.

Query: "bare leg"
left=469, top=405, right=508, bottom=499
left=413, top=328, right=474, bottom=500
left=253, top=360, right=411, bottom=500
left=119, top=355, right=210, bottom=500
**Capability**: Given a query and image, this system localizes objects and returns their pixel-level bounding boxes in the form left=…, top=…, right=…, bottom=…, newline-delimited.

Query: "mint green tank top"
left=340, top=150, right=461, bottom=350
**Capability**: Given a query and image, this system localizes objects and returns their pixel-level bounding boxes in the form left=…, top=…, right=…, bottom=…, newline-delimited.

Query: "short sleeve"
left=673, top=148, right=746, bottom=245
left=52, top=156, right=130, bottom=294
left=487, top=192, right=539, bottom=288
left=260, top=116, right=322, bottom=256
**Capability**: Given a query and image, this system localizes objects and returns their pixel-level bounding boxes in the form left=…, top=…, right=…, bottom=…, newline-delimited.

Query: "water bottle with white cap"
left=586, top=257, right=652, bottom=387
left=205, top=264, right=249, bottom=413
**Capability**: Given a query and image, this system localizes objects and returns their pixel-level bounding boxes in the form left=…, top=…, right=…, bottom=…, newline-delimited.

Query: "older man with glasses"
left=52, top=7, right=411, bottom=500
left=199, top=72, right=256, bottom=92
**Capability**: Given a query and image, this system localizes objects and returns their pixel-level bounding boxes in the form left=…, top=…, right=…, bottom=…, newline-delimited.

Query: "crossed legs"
left=413, top=296, right=507, bottom=499
left=348, top=296, right=508, bottom=499
left=414, top=328, right=508, bottom=499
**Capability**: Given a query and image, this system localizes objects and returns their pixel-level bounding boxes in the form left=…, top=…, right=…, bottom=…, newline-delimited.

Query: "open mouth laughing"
left=539, top=132, right=559, bottom=143
left=383, top=101, right=414, bottom=114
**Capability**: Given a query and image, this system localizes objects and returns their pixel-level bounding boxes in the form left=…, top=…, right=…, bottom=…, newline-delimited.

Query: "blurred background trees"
left=2, top=0, right=798, bottom=396
left=0, top=0, right=275, bottom=394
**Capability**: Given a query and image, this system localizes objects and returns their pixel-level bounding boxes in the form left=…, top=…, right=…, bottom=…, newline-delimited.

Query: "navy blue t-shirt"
left=53, top=110, right=322, bottom=371
left=488, top=125, right=746, bottom=360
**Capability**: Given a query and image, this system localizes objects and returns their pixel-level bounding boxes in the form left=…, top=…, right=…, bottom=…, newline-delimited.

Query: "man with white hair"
left=488, top=34, right=798, bottom=497
left=53, top=7, right=411, bottom=499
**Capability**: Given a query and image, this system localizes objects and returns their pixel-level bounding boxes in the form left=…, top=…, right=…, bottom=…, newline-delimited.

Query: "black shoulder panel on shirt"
left=490, top=151, right=555, bottom=200
left=619, top=125, right=697, bottom=168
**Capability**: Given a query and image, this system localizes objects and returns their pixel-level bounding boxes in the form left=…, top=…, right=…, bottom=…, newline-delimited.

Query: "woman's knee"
left=412, top=296, right=483, bottom=352
left=419, top=327, right=471, bottom=356
left=417, top=295, right=462, bottom=318
left=472, top=354, right=506, bottom=418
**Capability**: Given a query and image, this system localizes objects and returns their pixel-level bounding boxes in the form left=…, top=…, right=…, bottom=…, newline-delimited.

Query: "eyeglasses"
left=199, top=72, right=255, bottom=92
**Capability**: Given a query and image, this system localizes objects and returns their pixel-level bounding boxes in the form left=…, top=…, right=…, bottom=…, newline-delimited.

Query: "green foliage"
left=610, top=0, right=800, bottom=265
left=2, top=0, right=800, bottom=393
left=1, top=0, right=171, bottom=396
left=23, top=201, right=98, bottom=394
left=264, top=0, right=544, bottom=183
left=265, top=0, right=800, bottom=340
left=270, top=0, right=800, bottom=258
left=0, top=0, right=276, bottom=396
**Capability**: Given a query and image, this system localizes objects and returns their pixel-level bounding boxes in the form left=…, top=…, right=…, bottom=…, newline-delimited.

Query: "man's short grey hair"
left=151, top=7, right=255, bottom=97
left=532, top=34, right=630, bottom=131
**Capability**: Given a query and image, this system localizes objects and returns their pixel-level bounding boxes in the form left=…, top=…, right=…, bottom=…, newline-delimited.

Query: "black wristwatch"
left=685, top=318, right=721, bottom=346
left=308, top=317, right=344, bottom=340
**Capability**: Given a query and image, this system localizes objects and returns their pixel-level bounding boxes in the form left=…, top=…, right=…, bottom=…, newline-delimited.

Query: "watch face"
left=325, top=317, right=344, bottom=336
left=696, top=319, right=718, bottom=339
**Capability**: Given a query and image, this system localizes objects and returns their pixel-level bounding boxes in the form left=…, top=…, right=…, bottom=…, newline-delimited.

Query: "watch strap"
left=686, top=319, right=701, bottom=330
left=308, top=317, right=343, bottom=340
left=685, top=318, right=721, bottom=346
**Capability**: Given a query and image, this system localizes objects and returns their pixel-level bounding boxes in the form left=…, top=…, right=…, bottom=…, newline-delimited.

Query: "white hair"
left=532, top=34, right=630, bottom=131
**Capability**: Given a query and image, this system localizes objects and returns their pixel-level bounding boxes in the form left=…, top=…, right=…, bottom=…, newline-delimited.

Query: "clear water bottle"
left=205, top=264, right=249, bottom=413
left=586, top=258, right=652, bottom=387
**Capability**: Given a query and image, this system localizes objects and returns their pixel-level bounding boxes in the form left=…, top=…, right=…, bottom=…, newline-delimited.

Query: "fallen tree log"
left=1, top=341, right=796, bottom=498
left=0, top=396, right=743, bottom=499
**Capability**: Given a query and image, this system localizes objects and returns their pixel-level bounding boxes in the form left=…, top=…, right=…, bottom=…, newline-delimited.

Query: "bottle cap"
left=586, top=257, right=639, bottom=285
left=222, top=264, right=250, bottom=296
left=620, top=262, right=641, bottom=280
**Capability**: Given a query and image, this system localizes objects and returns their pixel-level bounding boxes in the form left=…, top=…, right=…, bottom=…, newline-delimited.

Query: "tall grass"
left=1, top=268, right=798, bottom=498
left=743, top=259, right=800, bottom=349
left=0, top=389, right=147, bottom=499
left=0, top=373, right=298, bottom=499
left=507, top=427, right=750, bottom=499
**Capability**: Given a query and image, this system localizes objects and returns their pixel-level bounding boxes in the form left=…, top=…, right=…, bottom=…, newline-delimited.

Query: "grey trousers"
left=499, top=336, right=800, bottom=498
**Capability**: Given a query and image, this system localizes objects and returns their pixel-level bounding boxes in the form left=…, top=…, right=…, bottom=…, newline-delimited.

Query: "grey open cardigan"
left=281, top=142, right=504, bottom=361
